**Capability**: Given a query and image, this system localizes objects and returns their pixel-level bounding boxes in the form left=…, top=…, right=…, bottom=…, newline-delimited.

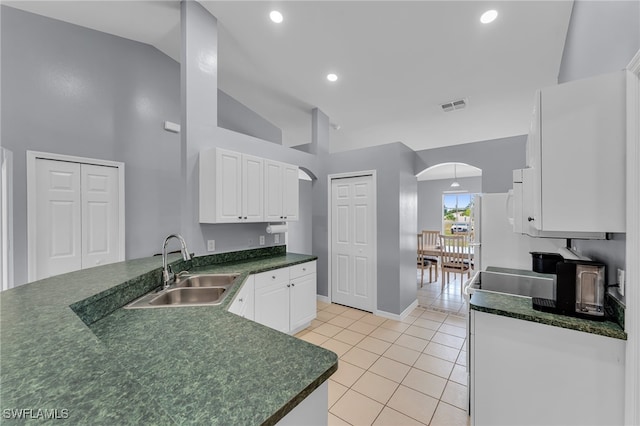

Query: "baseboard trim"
left=316, top=294, right=330, bottom=304
left=375, top=299, right=418, bottom=321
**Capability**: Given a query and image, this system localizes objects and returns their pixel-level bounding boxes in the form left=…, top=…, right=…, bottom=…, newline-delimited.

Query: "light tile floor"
left=294, top=273, right=471, bottom=426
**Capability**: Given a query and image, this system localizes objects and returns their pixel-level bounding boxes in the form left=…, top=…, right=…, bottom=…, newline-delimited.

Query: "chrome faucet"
left=162, top=234, right=192, bottom=289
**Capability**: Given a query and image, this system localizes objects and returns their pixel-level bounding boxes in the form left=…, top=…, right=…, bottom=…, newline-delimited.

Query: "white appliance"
left=474, top=193, right=565, bottom=271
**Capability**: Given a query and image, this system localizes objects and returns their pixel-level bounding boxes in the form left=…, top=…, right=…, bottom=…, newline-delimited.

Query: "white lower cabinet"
left=255, top=271, right=291, bottom=333
left=227, top=275, right=255, bottom=321
left=289, top=262, right=317, bottom=333
left=470, top=310, right=625, bottom=426
left=276, top=381, right=328, bottom=426
left=233, top=261, right=317, bottom=334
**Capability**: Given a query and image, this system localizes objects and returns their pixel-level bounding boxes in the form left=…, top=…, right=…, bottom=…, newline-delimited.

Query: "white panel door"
left=331, top=175, right=374, bottom=312
left=81, top=164, right=120, bottom=269
left=215, top=149, right=242, bottom=222
left=242, top=154, right=264, bottom=221
left=35, top=159, right=82, bottom=280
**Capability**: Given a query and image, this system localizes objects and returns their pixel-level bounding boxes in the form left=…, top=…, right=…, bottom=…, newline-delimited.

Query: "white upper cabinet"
left=264, top=159, right=299, bottom=222
left=200, top=148, right=299, bottom=224
left=523, top=70, right=626, bottom=234
left=242, top=154, right=265, bottom=222
left=200, top=148, right=264, bottom=223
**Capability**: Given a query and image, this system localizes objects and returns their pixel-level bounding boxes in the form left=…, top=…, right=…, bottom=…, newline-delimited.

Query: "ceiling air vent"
left=441, top=98, right=467, bottom=112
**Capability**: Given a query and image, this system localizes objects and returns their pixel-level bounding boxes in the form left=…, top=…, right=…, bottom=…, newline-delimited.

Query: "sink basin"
left=176, top=273, right=239, bottom=288
left=149, top=287, right=226, bottom=306
left=125, top=273, right=240, bottom=309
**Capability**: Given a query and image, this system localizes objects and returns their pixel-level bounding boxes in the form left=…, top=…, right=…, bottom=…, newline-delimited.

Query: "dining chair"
left=439, top=234, right=472, bottom=293
left=421, top=230, right=440, bottom=282
left=417, top=233, right=432, bottom=287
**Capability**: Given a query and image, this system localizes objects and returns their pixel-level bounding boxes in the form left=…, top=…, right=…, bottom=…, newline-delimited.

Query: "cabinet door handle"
left=238, top=216, right=242, bottom=219
left=302, top=268, right=306, bottom=271
left=291, top=283, right=295, bottom=287
left=244, top=216, right=247, bottom=219
left=287, top=284, right=291, bottom=288
left=280, top=216, right=284, bottom=219
left=272, top=276, right=276, bottom=279
left=528, top=217, right=535, bottom=222
left=239, top=298, right=244, bottom=302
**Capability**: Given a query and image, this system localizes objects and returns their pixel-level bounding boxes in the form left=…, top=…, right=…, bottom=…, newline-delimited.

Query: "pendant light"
left=450, top=164, right=460, bottom=188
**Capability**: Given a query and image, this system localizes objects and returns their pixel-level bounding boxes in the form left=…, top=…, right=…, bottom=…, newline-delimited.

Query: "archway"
left=415, top=162, right=483, bottom=311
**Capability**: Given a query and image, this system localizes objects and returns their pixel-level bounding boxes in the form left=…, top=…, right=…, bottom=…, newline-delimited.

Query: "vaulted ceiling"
left=5, top=1, right=574, bottom=153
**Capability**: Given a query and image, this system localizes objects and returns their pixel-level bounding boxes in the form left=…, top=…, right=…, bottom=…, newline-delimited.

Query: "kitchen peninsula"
left=0, top=246, right=337, bottom=425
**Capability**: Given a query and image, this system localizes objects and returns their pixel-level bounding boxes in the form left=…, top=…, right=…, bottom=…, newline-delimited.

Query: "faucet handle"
left=163, top=265, right=175, bottom=288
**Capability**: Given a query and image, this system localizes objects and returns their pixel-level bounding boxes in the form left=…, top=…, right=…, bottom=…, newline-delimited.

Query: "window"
left=442, top=192, right=475, bottom=236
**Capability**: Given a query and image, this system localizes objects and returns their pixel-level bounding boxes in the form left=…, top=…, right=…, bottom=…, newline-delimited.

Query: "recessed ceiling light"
left=480, top=9, right=498, bottom=24
left=269, top=10, right=283, bottom=24
left=327, top=73, right=338, bottom=82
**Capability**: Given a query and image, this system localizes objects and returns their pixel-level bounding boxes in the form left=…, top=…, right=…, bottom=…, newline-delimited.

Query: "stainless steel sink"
left=149, top=287, right=227, bottom=306
left=125, top=273, right=240, bottom=309
left=176, top=273, right=239, bottom=288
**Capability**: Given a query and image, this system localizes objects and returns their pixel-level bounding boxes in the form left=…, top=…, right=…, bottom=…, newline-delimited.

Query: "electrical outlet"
left=274, top=234, right=280, bottom=244
left=259, top=235, right=265, bottom=246
left=618, top=268, right=625, bottom=296
left=207, top=240, right=215, bottom=252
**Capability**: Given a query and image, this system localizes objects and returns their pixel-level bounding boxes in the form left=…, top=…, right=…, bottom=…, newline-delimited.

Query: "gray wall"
left=414, top=135, right=527, bottom=194
left=556, top=0, right=640, bottom=290
left=1, top=5, right=314, bottom=286
left=558, top=0, right=640, bottom=84
left=322, top=142, right=418, bottom=315
left=179, top=1, right=318, bottom=259
left=418, top=176, right=483, bottom=232
left=1, top=6, right=182, bottom=285
left=218, top=89, right=282, bottom=145
left=287, top=180, right=313, bottom=255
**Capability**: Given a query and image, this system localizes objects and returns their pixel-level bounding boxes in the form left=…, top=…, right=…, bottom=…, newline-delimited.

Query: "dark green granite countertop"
left=0, top=246, right=337, bottom=425
left=471, top=267, right=627, bottom=340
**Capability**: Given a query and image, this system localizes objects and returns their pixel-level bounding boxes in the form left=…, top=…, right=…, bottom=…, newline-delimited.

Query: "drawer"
left=290, top=261, right=316, bottom=280
left=254, top=267, right=290, bottom=288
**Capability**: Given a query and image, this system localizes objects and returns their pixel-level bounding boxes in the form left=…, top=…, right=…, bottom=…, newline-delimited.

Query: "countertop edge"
left=470, top=295, right=627, bottom=340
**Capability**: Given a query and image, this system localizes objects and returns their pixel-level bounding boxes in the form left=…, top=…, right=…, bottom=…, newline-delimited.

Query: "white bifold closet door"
left=34, top=159, right=120, bottom=280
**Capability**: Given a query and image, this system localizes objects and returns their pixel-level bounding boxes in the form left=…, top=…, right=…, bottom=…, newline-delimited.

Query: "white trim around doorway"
left=26, top=151, right=126, bottom=282
left=327, top=170, right=378, bottom=314
left=625, top=48, right=640, bottom=426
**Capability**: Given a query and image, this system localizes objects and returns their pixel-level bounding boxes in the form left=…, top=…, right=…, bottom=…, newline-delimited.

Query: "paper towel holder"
left=266, top=222, right=288, bottom=234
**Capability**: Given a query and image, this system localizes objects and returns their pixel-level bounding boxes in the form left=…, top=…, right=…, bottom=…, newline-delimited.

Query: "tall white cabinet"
left=28, top=152, right=124, bottom=281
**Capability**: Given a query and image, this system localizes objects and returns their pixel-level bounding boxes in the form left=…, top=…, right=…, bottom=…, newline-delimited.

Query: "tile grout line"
left=315, top=281, right=469, bottom=425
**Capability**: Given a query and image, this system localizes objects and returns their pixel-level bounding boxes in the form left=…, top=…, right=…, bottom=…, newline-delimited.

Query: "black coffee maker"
left=532, top=258, right=606, bottom=321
